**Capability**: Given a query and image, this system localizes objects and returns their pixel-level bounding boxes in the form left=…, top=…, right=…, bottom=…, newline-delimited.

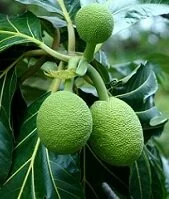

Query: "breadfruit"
left=75, top=3, right=114, bottom=44
left=37, top=91, right=93, bottom=154
left=89, top=97, right=144, bottom=166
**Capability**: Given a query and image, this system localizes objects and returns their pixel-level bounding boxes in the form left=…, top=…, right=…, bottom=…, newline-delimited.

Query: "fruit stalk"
left=64, top=79, right=74, bottom=92
left=83, top=42, right=96, bottom=62
left=87, top=64, right=109, bottom=101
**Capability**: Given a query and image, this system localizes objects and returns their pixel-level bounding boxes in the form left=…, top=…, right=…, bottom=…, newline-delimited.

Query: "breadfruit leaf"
left=0, top=122, right=13, bottom=185
left=0, top=12, right=42, bottom=52
left=0, top=68, right=17, bottom=184
left=15, top=0, right=80, bottom=28
left=146, top=144, right=167, bottom=199
left=110, top=62, right=158, bottom=110
left=16, top=0, right=63, bottom=14
left=129, top=146, right=152, bottom=199
left=82, top=145, right=129, bottom=199
left=0, top=93, right=84, bottom=199
left=129, top=144, right=167, bottom=199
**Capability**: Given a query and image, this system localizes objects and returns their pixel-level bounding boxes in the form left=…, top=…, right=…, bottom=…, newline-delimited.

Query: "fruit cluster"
left=36, top=3, right=144, bottom=167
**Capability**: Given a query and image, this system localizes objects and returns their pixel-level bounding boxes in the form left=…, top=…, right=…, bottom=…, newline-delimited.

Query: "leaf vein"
left=14, top=128, right=37, bottom=150
left=4, top=158, right=31, bottom=185
left=45, top=149, right=61, bottom=199
left=6, top=15, right=19, bottom=33
left=135, top=161, right=143, bottom=199
left=26, top=15, right=35, bottom=38
left=49, top=160, right=72, bottom=177
left=0, top=35, right=19, bottom=45
left=0, top=73, right=7, bottom=109
left=17, top=138, right=40, bottom=199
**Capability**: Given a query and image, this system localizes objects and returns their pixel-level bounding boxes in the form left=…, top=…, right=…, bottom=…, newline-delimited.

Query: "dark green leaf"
left=0, top=68, right=17, bottom=184
left=0, top=12, right=42, bottom=52
left=145, top=144, right=167, bottom=199
left=129, top=147, right=152, bottom=199
left=20, top=69, right=52, bottom=105
left=110, top=63, right=158, bottom=111
left=0, top=122, right=13, bottom=184
left=137, top=106, right=168, bottom=136
left=83, top=145, right=129, bottom=199
left=0, top=68, right=17, bottom=129
left=0, top=93, right=84, bottom=199
left=129, top=144, right=168, bottom=199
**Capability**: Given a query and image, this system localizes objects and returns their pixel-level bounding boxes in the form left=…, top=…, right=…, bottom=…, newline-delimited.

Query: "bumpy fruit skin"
left=75, top=3, right=113, bottom=44
left=89, top=97, right=144, bottom=166
left=37, top=91, right=92, bottom=154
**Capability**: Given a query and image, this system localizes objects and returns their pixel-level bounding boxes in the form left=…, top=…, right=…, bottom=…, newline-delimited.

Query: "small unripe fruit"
left=75, top=3, right=114, bottom=44
left=89, top=97, right=144, bottom=166
left=37, top=91, right=93, bottom=154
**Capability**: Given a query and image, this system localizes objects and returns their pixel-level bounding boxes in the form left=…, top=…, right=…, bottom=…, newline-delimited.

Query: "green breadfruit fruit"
left=37, top=91, right=93, bottom=154
left=89, top=97, right=144, bottom=166
left=75, top=3, right=114, bottom=44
